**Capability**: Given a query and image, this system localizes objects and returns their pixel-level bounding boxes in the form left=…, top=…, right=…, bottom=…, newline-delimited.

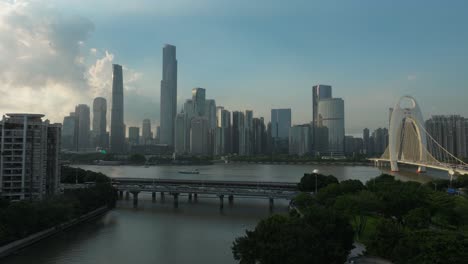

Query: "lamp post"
left=313, top=169, right=319, bottom=194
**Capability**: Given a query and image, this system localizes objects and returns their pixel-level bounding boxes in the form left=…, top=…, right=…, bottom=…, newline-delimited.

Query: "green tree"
left=403, top=207, right=431, bottom=229
left=128, top=154, right=146, bottom=164
left=232, top=206, right=354, bottom=264
left=367, top=219, right=405, bottom=259
left=298, top=173, right=338, bottom=192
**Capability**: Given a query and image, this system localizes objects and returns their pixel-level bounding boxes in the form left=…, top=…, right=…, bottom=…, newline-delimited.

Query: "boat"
left=178, top=169, right=199, bottom=174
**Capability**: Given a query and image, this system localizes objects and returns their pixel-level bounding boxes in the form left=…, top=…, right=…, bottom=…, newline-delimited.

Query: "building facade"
left=142, top=119, right=152, bottom=145
left=190, top=117, right=209, bottom=156
left=289, top=124, right=311, bottom=156
left=160, top=44, right=178, bottom=147
left=317, top=98, right=345, bottom=156
left=271, top=108, right=291, bottom=153
left=128, top=127, right=140, bottom=145
left=426, top=115, right=468, bottom=158
left=62, top=113, right=76, bottom=151
left=75, top=104, right=90, bottom=151
left=0, top=114, right=61, bottom=200
left=110, top=64, right=125, bottom=153
left=92, top=97, right=107, bottom=149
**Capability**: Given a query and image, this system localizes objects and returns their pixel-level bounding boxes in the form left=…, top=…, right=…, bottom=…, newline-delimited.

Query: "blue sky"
left=1, top=0, right=468, bottom=135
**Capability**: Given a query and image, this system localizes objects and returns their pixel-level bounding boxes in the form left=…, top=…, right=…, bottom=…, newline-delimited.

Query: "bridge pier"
left=219, top=195, right=224, bottom=210
left=152, top=192, right=156, bottom=203
left=194, top=193, right=198, bottom=203
left=269, top=198, right=274, bottom=213
left=188, top=193, right=193, bottom=203
left=132, top=191, right=139, bottom=208
left=160, top=192, right=165, bottom=202
left=228, top=195, right=234, bottom=206
left=119, top=191, right=124, bottom=199
left=172, top=193, right=179, bottom=208
left=125, top=191, right=130, bottom=200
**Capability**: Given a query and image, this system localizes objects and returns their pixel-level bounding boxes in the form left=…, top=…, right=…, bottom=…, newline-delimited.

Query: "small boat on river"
left=178, top=169, right=200, bottom=174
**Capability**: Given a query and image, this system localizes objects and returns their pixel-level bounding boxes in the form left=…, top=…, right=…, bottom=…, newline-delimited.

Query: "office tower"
left=345, top=136, right=364, bottom=156
left=110, top=64, right=125, bottom=153
left=142, top=119, right=152, bottom=145
left=205, top=99, right=217, bottom=129
left=155, top=126, right=160, bottom=143
left=289, top=124, right=311, bottom=156
left=363, top=128, right=370, bottom=155
left=62, top=113, right=76, bottom=150
left=244, top=110, right=254, bottom=155
left=184, top=99, right=196, bottom=122
left=190, top=117, right=209, bottom=155
left=253, top=117, right=266, bottom=155
left=317, top=98, right=345, bottom=156
left=237, top=112, right=246, bottom=155
left=160, top=44, right=178, bottom=147
left=75, top=104, right=90, bottom=151
left=271, top=108, right=292, bottom=153
left=312, top=85, right=332, bottom=126
left=426, top=115, right=468, bottom=158
left=0, top=114, right=61, bottom=200
left=128, top=127, right=140, bottom=145
left=174, top=112, right=188, bottom=154
left=92, top=97, right=107, bottom=149
left=192, top=88, right=206, bottom=116
left=232, top=111, right=242, bottom=154
left=215, top=107, right=231, bottom=155
left=372, top=128, right=388, bottom=155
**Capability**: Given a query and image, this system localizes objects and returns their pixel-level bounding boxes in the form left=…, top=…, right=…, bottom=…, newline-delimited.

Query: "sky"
left=1, top=0, right=468, bottom=136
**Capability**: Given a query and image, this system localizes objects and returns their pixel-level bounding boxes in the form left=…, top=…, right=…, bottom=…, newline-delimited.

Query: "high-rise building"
left=190, top=117, right=209, bottom=156
left=0, top=114, right=61, bottom=200
left=215, top=107, right=231, bottom=155
left=253, top=117, right=266, bottom=155
left=75, top=104, right=90, bottom=151
left=128, top=127, right=140, bottom=145
left=289, top=124, right=311, bottom=156
left=426, top=115, right=468, bottom=158
left=232, top=111, right=242, bottom=154
left=62, top=113, right=76, bottom=150
left=237, top=112, right=246, bottom=155
left=372, top=128, right=388, bottom=156
left=110, top=64, right=125, bottom=153
left=160, top=44, right=178, bottom=147
left=205, top=99, right=217, bottom=129
left=345, top=136, right=364, bottom=156
left=312, top=85, right=332, bottom=126
left=192, top=88, right=206, bottom=116
left=363, top=128, right=370, bottom=155
left=271, top=108, right=292, bottom=153
left=92, top=97, right=107, bottom=149
left=243, top=110, right=254, bottom=155
left=317, top=98, right=345, bottom=156
left=142, top=119, right=152, bottom=145
left=174, top=112, right=188, bottom=154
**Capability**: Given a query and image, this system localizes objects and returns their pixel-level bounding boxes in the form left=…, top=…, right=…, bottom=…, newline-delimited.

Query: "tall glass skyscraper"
left=271, top=108, right=292, bottom=153
left=317, top=98, right=345, bottom=155
left=160, top=44, right=177, bottom=147
left=92, top=97, right=107, bottom=148
left=312, top=84, right=332, bottom=126
left=110, top=64, right=125, bottom=153
left=75, top=104, right=90, bottom=151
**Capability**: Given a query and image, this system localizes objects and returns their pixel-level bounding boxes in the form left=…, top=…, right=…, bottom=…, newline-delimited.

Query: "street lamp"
left=313, top=169, right=319, bottom=194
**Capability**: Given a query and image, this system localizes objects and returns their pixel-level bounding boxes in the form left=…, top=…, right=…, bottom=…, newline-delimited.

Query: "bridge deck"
left=370, top=158, right=468, bottom=175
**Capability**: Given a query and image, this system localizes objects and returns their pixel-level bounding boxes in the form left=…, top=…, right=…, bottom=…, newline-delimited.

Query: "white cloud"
left=0, top=0, right=147, bottom=126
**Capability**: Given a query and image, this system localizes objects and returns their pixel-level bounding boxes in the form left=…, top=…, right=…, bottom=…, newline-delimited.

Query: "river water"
left=3, top=164, right=446, bottom=264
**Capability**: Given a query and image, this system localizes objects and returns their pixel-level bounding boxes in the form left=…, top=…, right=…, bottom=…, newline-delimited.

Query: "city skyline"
left=1, top=0, right=468, bottom=135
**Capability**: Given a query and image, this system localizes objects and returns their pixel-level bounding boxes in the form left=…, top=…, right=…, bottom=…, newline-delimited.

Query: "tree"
left=333, top=190, right=382, bottom=240
left=367, top=219, right=405, bottom=259
left=232, top=206, right=354, bottom=264
left=128, top=154, right=146, bottom=164
left=298, top=173, right=338, bottom=192
left=316, top=180, right=365, bottom=207
left=403, top=207, right=431, bottom=229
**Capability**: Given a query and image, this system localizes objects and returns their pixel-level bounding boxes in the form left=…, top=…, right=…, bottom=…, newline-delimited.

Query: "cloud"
left=0, top=0, right=149, bottom=128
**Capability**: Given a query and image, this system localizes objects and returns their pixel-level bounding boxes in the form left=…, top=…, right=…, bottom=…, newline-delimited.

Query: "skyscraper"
left=232, top=111, right=242, bottom=154
left=62, top=113, right=76, bottom=150
left=271, top=108, right=292, bottom=153
left=174, top=112, right=188, bottom=154
left=426, top=115, right=468, bottom=158
left=192, top=88, right=206, bottom=116
left=92, top=97, right=107, bottom=148
left=128, top=127, right=140, bottom=145
left=75, top=104, right=90, bottom=151
left=317, top=98, right=345, bottom=156
left=190, top=117, right=209, bottom=155
left=363, top=128, right=370, bottom=155
left=110, top=64, right=125, bottom=153
left=142, top=119, right=152, bottom=145
left=160, top=44, right=177, bottom=147
left=312, top=85, right=332, bottom=126
left=289, top=124, right=311, bottom=156
left=244, top=110, right=254, bottom=155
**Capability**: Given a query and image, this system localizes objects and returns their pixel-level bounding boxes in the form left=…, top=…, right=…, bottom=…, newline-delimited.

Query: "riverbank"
left=228, top=160, right=372, bottom=166
left=0, top=206, right=109, bottom=259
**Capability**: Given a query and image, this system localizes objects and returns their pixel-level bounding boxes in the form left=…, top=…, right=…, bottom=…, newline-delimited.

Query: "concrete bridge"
left=111, top=177, right=300, bottom=210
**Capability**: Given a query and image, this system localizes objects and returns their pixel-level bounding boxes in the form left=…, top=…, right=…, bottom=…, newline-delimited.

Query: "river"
left=3, top=164, right=446, bottom=264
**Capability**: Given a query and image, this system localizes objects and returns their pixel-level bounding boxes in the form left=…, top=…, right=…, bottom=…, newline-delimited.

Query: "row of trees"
left=0, top=168, right=117, bottom=247
left=230, top=154, right=368, bottom=163
left=233, top=173, right=468, bottom=264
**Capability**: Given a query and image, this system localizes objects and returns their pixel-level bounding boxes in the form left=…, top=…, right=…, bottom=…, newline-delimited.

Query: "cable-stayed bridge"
left=370, top=96, right=468, bottom=176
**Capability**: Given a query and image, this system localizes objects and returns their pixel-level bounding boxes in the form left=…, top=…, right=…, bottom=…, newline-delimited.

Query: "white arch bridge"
left=370, top=96, right=468, bottom=176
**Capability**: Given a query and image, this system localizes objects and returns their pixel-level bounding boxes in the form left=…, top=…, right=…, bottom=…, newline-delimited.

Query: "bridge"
left=370, top=96, right=468, bottom=177
left=109, top=178, right=300, bottom=210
